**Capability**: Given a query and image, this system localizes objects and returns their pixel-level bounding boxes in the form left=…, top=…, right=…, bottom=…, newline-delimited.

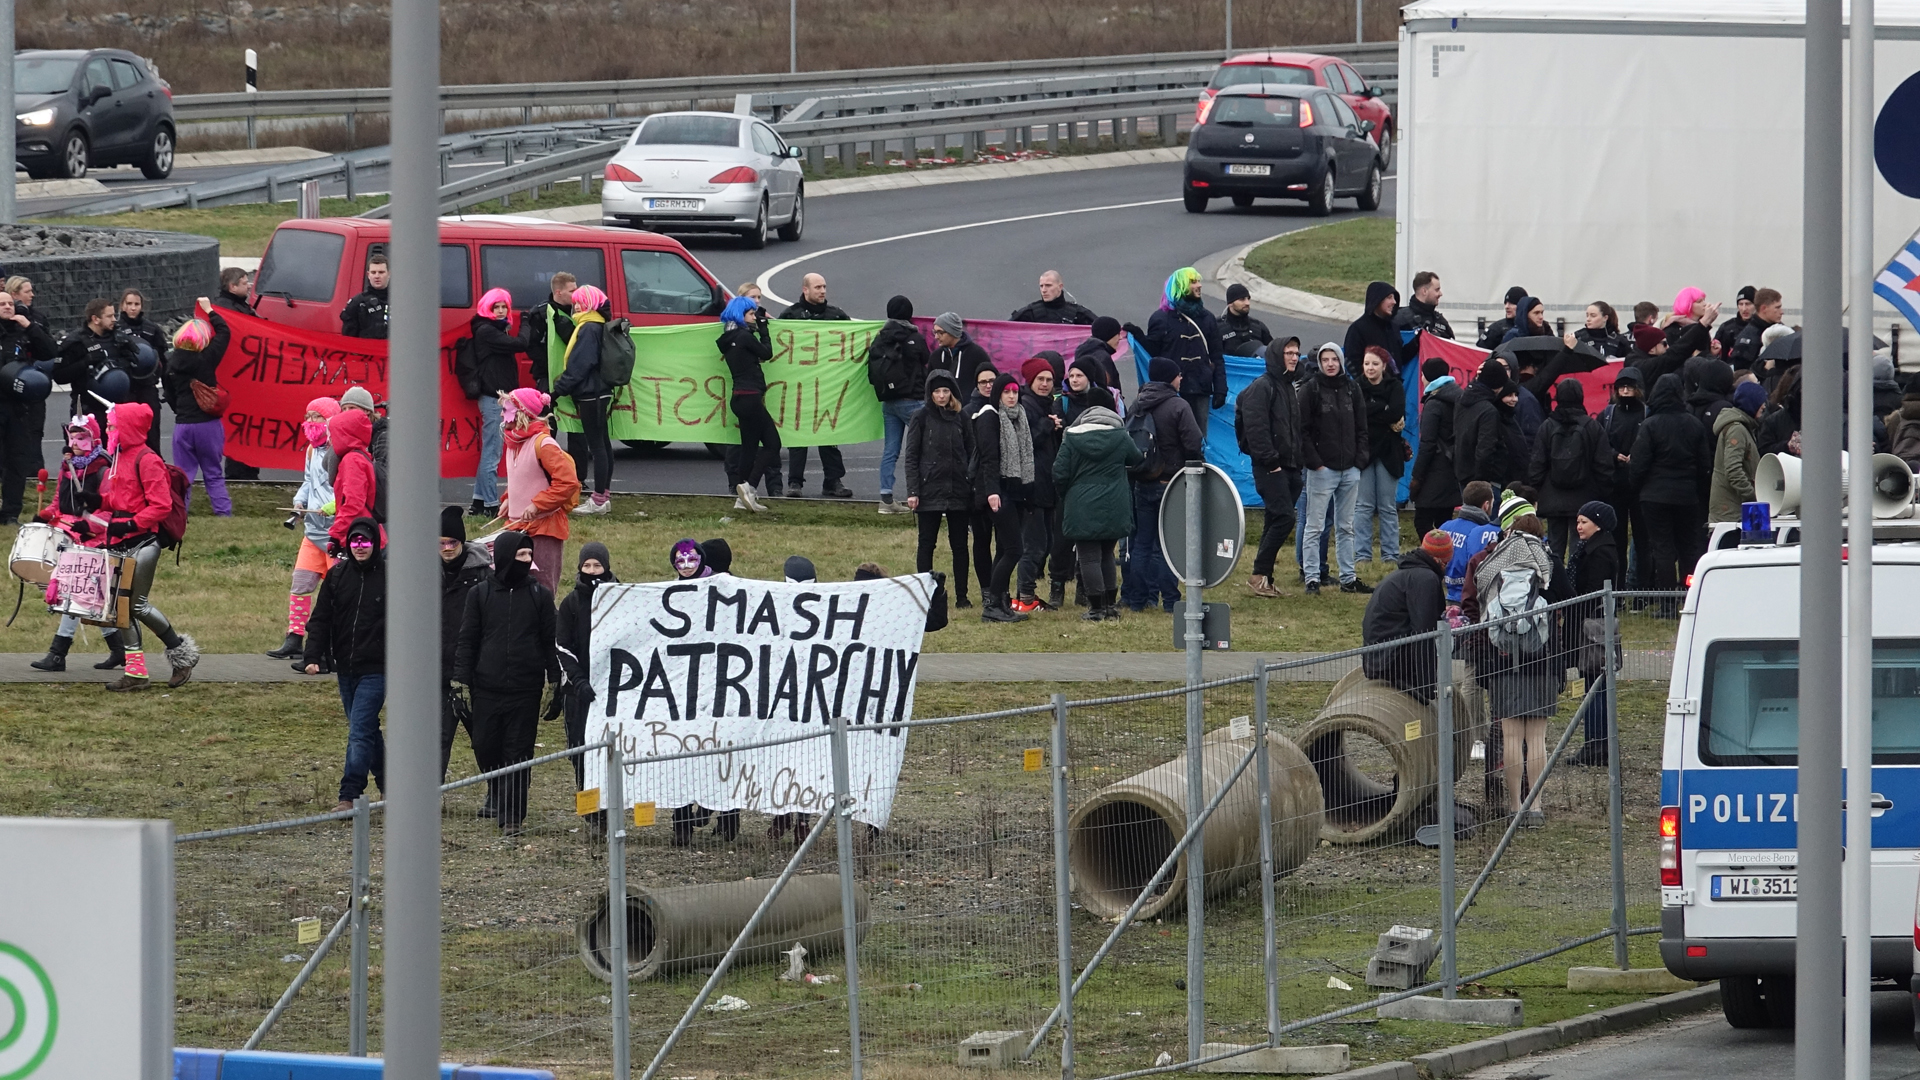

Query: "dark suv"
left=1182, top=84, right=1382, bottom=216
left=14, top=49, right=175, bottom=180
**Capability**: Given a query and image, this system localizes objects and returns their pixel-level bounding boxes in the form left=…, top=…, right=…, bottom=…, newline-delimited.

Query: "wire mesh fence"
left=167, top=587, right=1685, bottom=1078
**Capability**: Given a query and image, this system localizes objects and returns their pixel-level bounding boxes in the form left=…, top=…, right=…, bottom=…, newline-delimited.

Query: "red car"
left=1196, top=52, right=1393, bottom=167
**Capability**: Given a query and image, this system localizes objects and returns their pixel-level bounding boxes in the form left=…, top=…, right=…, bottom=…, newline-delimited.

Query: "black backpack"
left=345, top=447, right=388, bottom=523
left=597, top=318, right=635, bottom=387
left=1127, top=408, right=1168, bottom=481
left=452, top=336, right=481, bottom=400
left=867, top=331, right=917, bottom=398
left=1547, top=420, right=1589, bottom=489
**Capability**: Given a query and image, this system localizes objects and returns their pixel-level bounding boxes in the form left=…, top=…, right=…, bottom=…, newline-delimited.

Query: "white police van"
left=1661, top=503, right=1920, bottom=1030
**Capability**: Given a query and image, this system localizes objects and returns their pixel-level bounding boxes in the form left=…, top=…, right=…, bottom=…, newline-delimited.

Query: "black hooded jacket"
left=1454, top=369, right=1517, bottom=487
left=935, top=333, right=995, bottom=391
left=1360, top=549, right=1448, bottom=698
left=439, top=541, right=491, bottom=679
left=160, top=310, right=231, bottom=427
left=1601, top=371, right=1648, bottom=492
left=1343, top=281, right=1407, bottom=375
left=1233, top=349, right=1301, bottom=471
left=1297, top=368, right=1369, bottom=472
left=1629, top=374, right=1712, bottom=506
left=1394, top=296, right=1454, bottom=342
left=1021, top=387, right=1062, bottom=507
left=1360, top=371, right=1406, bottom=479
left=304, top=518, right=386, bottom=676
left=902, top=371, right=975, bottom=513
left=1525, top=382, right=1614, bottom=515
left=454, top=531, right=558, bottom=692
left=718, top=317, right=774, bottom=394
left=1009, top=295, right=1095, bottom=325
left=1132, top=380, right=1205, bottom=477
left=1686, top=360, right=1735, bottom=431
left=1146, top=303, right=1226, bottom=405
left=1071, top=337, right=1123, bottom=398
left=469, top=313, right=528, bottom=399
left=1665, top=319, right=1712, bottom=362
left=867, top=318, right=931, bottom=402
left=556, top=542, right=616, bottom=689
left=1410, top=377, right=1462, bottom=509
left=779, top=298, right=851, bottom=321
left=1500, top=297, right=1553, bottom=344
left=340, top=285, right=391, bottom=339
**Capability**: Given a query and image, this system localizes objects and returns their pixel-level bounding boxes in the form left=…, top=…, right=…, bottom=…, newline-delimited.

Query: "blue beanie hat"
left=1732, top=380, right=1768, bottom=417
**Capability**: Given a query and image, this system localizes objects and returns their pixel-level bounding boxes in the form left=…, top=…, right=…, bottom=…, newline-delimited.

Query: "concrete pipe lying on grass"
left=577, top=875, right=868, bottom=982
left=1067, top=725, right=1324, bottom=921
left=1302, top=666, right=1487, bottom=846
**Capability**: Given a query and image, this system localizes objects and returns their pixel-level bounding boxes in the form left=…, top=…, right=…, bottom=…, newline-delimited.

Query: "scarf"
left=564, top=310, right=607, bottom=370
left=997, top=403, right=1035, bottom=484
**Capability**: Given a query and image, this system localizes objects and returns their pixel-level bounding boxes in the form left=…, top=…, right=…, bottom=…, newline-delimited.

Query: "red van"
left=249, top=214, right=727, bottom=335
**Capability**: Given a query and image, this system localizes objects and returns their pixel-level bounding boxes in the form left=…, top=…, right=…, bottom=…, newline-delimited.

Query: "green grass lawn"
left=0, top=484, right=1424, bottom=658
left=1, top=667, right=1677, bottom=1076
left=1242, top=217, right=1396, bottom=305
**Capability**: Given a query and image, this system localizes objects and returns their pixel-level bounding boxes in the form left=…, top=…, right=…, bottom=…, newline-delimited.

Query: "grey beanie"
left=934, top=312, right=965, bottom=338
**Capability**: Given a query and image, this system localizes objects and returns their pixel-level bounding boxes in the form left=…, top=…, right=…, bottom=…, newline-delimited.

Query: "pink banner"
left=911, top=317, right=1092, bottom=383
left=1417, top=333, right=1618, bottom=417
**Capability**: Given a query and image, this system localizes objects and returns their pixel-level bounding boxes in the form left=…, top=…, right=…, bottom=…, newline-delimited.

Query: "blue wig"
left=720, top=295, right=761, bottom=327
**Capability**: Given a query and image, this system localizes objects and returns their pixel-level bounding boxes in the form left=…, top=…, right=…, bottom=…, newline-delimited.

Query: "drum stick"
left=33, top=468, right=45, bottom=517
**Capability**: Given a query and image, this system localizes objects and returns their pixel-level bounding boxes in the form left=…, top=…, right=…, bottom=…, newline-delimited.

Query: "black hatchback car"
left=14, top=49, right=176, bottom=180
left=1182, top=84, right=1383, bottom=215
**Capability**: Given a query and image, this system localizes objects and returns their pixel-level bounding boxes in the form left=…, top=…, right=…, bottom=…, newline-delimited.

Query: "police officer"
left=340, top=255, right=391, bottom=339
left=51, top=298, right=137, bottom=434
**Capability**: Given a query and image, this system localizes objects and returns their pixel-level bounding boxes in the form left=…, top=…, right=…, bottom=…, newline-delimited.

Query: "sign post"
left=0, top=818, right=173, bottom=1079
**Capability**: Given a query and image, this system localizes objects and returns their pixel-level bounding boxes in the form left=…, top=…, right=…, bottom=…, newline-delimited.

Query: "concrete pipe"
left=1301, top=667, right=1488, bottom=846
left=1067, top=726, right=1324, bottom=921
left=577, top=875, right=868, bottom=982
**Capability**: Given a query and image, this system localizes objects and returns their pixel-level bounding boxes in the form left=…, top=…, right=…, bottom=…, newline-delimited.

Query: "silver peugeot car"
left=601, top=111, right=806, bottom=249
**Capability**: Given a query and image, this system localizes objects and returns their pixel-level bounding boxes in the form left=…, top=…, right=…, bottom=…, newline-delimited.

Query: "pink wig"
left=1673, top=287, right=1706, bottom=319
left=569, top=284, right=609, bottom=315
left=172, top=318, right=213, bottom=351
left=476, top=287, right=514, bottom=318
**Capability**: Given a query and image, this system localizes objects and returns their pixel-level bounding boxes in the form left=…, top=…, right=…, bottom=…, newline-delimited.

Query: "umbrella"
left=1758, top=330, right=1801, bottom=363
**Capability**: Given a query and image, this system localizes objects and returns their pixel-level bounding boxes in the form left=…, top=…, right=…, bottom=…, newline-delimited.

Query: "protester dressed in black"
left=1408, top=357, right=1463, bottom=536
left=1525, top=379, right=1613, bottom=563
left=453, top=531, right=559, bottom=833
left=971, top=373, right=1036, bottom=623
left=717, top=298, right=778, bottom=508
left=1628, top=374, right=1712, bottom=598
left=556, top=541, right=622, bottom=838
left=437, top=505, right=491, bottom=784
left=903, top=371, right=975, bottom=607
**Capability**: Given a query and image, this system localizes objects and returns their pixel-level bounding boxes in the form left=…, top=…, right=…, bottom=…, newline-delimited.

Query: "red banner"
left=1416, top=332, right=1618, bottom=418
left=217, top=309, right=483, bottom=476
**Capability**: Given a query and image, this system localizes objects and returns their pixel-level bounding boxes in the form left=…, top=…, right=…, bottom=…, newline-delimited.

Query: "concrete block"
left=1567, top=966, right=1699, bottom=993
left=1376, top=993, right=1524, bottom=1027
left=958, top=1031, right=1026, bottom=1069
left=1328, top=1063, right=1417, bottom=1080
left=1195, top=1043, right=1349, bottom=1074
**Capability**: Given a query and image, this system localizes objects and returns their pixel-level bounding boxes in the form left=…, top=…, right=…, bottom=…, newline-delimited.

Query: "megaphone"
left=1757, top=453, right=1803, bottom=516
left=1870, top=453, right=1916, bottom=519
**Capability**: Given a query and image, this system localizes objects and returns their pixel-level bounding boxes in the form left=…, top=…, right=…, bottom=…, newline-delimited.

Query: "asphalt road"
left=32, top=161, right=1392, bottom=503
left=1463, top=993, right=1920, bottom=1079
left=20, top=153, right=523, bottom=216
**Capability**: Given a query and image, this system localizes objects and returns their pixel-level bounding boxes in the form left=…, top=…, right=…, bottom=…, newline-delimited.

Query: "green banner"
left=552, top=319, right=884, bottom=446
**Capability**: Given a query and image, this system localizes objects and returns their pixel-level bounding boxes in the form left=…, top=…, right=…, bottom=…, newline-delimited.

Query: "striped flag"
left=1874, top=226, right=1920, bottom=334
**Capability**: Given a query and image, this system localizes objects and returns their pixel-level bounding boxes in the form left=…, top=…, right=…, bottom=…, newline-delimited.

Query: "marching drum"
left=8, top=523, right=69, bottom=585
left=44, top=548, right=135, bottom=628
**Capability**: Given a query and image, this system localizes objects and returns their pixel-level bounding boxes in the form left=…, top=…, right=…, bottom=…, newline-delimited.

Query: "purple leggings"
left=171, top=419, right=232, bottom=516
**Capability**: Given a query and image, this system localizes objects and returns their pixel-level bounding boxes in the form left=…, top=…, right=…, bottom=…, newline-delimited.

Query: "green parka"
left=1708, top=405, right=1760, bottom=523
left=1053, top=406, right=1145, bottom=541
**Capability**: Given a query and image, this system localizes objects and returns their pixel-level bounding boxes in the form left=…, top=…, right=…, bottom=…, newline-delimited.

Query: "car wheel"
left=1183, top=190, right=1208, bottom=214
left=1375, top=126, right=1393, bottom=171
left=742, top=197, right=769, bottom=250
left=1356, top=163, right=1383, bottom=211
left=777, top=188, right=804, bottom=242
left=1308, top=166, right=1335, bottom=216
left=58, top=130, right=89, bottom=180
left=1231, top=194, right=1255, bottom=208
left=140, top=126, right=174, bottom=179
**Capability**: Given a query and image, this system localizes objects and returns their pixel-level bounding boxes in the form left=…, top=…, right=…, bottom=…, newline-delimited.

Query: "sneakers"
left=105, top=674, right=150, bottom=692
left=822, top=481, right=854, bottom=498
left=785, top=484, right=805, bottom=499
left=735, top=483, right=768, bottom=513
left=877, top=495, right=908, bottom=514
left=572, top=494, right=613, bottom=516
left=1305, top=579, right=1322, bottom=595
left=1518, top=809, right=1547, bottom=828
left=1009, top=596, right=1043, bottom=615
left=1246, top=574, right=1284, bottom=599
left=1340, top=580, right=1374, bottom=594
left=466, top=498, right=486, bottom=517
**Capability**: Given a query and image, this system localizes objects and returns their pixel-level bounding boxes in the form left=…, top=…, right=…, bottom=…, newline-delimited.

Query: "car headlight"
left=16, top=109, right=54, bottom=127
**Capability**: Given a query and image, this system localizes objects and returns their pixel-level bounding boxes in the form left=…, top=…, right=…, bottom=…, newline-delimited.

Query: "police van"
left=1661, top=454, right=1920, bottom=1030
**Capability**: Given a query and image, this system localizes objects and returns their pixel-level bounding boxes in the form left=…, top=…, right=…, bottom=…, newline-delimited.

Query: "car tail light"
left=1684, top=573, right=1695, bottom=587
left=1297, top=100, right=1315, bottom=128
left=1686, top=945, right=1707, bottom=957
left=709, top=166, right=759, bottom=184
left=1190, top=180, right=1209, bottom=188
left=1660, top=806, right=1681, bottom=886
left=1196, top=93, right=1215, bottom=125
left=604, top=163, right=642, bottom=183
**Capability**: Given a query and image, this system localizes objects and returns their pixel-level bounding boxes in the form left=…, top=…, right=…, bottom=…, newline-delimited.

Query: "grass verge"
left=1242, top=217, right=1395, bottom=305
left=2, top=670, right=1673, bottom=1076
left=1, top=484, right=1459, bottom=657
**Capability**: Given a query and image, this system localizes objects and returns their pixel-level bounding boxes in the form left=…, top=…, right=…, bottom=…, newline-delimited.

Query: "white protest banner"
left=584, top=572, right=936, bottom=828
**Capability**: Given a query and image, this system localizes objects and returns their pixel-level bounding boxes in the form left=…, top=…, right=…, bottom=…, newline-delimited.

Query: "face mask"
left=106, top=423, right=119, bottom=455
left=67, top=432, right=95, bottom=454
left=303, top=420, right=330, bottom=446
left=674, top=550, right=703, bottom=577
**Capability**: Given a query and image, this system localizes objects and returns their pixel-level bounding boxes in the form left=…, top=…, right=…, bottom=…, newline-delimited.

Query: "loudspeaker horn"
left=1757, top=453, right=1801, bottom=516
left=1871, top=453, right=1916, bottom=519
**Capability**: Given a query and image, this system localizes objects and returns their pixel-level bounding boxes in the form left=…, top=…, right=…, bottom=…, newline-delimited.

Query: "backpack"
left=1484, top=566, right=1550, bottom=657
left=1127, top=408, right=1168, bottom=481
left=154, top=456, right=192, bottom=549
left=867, top=330, right=916, bottom=397
left=452, top=336, right=481, bottom=400
left=1546, top=420, right=1589, bottom=489
left=344, top=447, right=388, bottom=524
left=597, top=318, right=635, bottom=387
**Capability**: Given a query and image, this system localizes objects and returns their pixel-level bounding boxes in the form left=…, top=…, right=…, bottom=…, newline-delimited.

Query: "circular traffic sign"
left=1157, top=461, right=1247, bottom=589
left=0, top=941, right=57, bottom=1080
left=1876, top=70, right=1920, bottom=198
